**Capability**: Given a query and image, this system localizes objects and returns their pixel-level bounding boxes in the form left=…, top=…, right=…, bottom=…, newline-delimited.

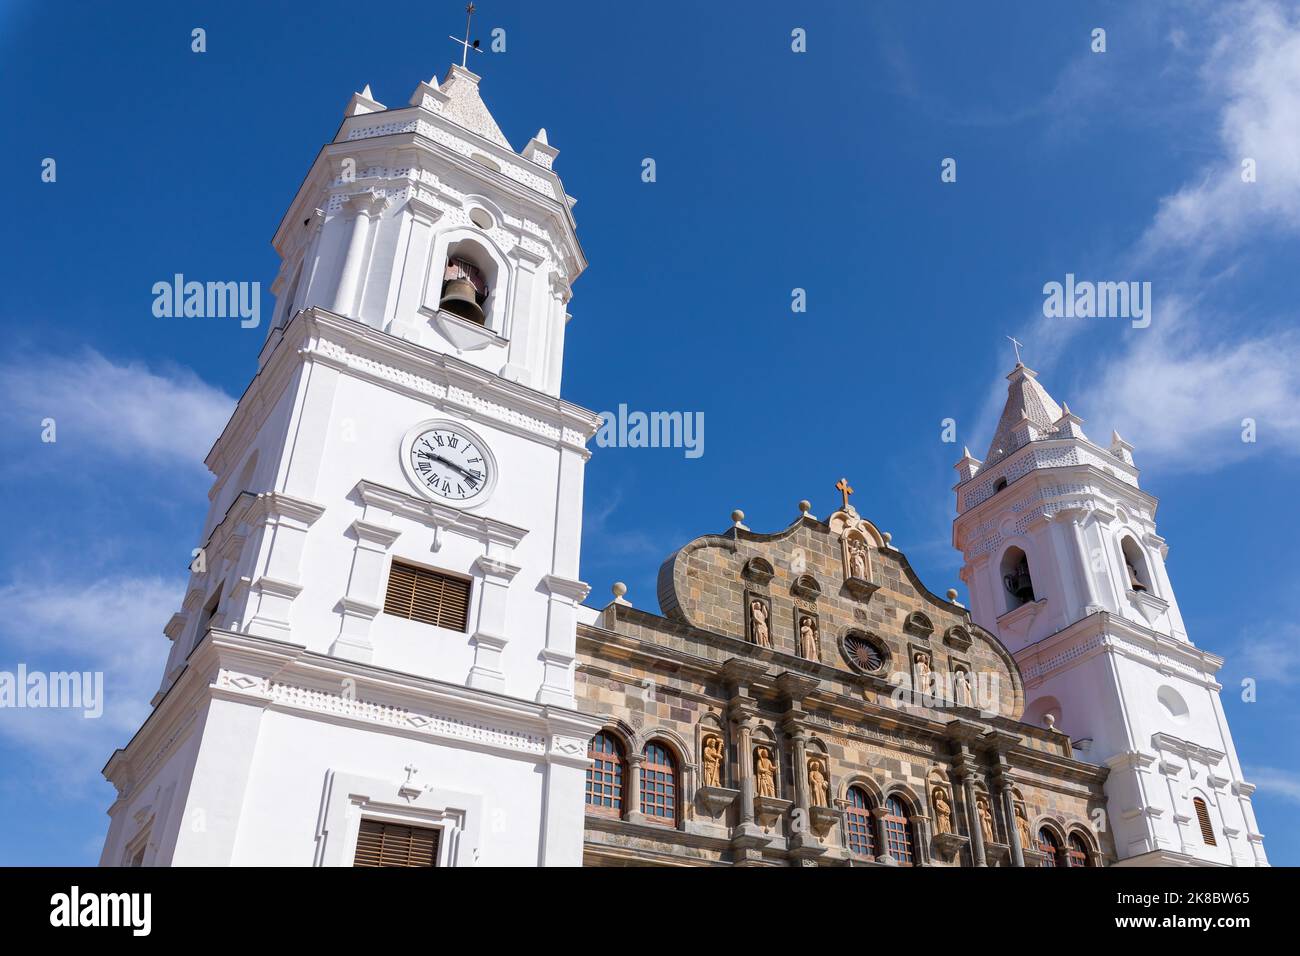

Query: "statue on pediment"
left=933, top=787, right=953, bottom=835
left=702, top=735, right=724, bottom=789
left=755, top=747, right=777, bottom=798
left=750, top=599, right=771, bottom=648
left=953, top=667, right=973, bottom=707
left=977, top=797, right=995, bottom=843
left=808, top=758, right=829, bottom=806
left=799, top=615, right=820, bottom=660
left=848, top=537, right=869, bottom=580
left=914, top=651, right=932, bottom=692
left=1015, top=803, right=1032, bottom=850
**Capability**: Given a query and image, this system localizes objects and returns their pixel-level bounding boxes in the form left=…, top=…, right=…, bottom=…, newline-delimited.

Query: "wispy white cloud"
left=1138, top=0, right=1300, bottom=262
left=1245, top=766, right=1300, bottom=804
left=1084, top=297, right=1300, bottom=467
left=1228, top=623, right=1300, bottom=685
left=0, top=349, right=234, bottom=473
left=983, top=0, right=1300, bottom=472
left=0, top=575, right=179, bottom=785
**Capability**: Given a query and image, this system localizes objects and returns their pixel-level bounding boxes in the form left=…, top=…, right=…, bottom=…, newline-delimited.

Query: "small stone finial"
left=1044, top=713, right=1057, bottom=731
left=361, top=83, right=374, bottom=99
left=611, top=582, right=630, bottom=606
left=962, top=445, right=972, bottom=459
left=535, top=127, right=549, bottom=145
left=731, top=509, right=748, bottom=531
left=946, top=588, right=959, bottom=602
left=798, top=500, right=812, bottom=516
left=882, top=531, right=893, bottom=547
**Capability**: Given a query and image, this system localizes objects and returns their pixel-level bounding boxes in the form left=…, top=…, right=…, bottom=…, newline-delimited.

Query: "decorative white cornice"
left=1016, top=611, right=1224, bottom=689
left=542, top=575, right=590, bottom=603
left=105, top=629, right=603, bottom=801
left=355, top=479, right=527, bottom=549
left=472, top=555, right=523, bottom=582
left=351, top=518, right=402, bottom=549
left=1151, top=732, right=1226, bottom=768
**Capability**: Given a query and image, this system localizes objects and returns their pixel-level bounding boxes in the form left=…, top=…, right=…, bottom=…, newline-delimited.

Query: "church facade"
left=574, top=502, right=1112, bottom=866
left=98, top=60, right=1264, bottom=868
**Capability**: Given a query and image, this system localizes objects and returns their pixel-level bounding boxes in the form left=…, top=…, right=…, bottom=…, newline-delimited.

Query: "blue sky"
left=1, top=0, right=1298, bottom=865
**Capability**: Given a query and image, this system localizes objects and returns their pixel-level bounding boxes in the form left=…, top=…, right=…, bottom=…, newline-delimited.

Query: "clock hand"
left=418, top=451, right=481, bottom=488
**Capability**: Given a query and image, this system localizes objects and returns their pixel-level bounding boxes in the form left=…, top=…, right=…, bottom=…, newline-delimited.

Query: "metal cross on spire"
left=1007, top=335, right=1024, bottom=367
left=449, top=2, right=485, bottom=68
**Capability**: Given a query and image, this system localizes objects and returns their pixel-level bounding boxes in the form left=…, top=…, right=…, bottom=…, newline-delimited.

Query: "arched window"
left=1037, top=828, right=1064, bottom=867
left=993, top=477, right=1008, bottom=493
left=1067, top=833, right=1092, bottom=867
left=1193, top=797, right=1217, bottom=846
left=1001, top=546, right=1036, bottom=611
left=882, top=796, right=915, bottom=865
left=640, top=742, right=678, bottom=824
left=585, top=732, right=624, bottom=816
left=1121, top=536, right=1151, bottom=593
left=844, top=786, right=876, bottom=857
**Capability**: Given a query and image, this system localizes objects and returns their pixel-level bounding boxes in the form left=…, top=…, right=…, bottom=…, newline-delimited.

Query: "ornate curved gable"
left=654, top=504, right=1024, bottom=720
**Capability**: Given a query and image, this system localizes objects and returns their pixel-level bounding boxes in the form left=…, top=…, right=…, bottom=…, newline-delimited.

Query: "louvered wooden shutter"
left=1193, top=797, right=1217, bottom=846
left=353, top=819, right=440, bottom=867
left=383, top=561, right=471, bottom=631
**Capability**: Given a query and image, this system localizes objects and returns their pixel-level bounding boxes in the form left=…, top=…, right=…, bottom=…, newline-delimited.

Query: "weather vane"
left=1006, top=335, right=1024, bottom=366
left=449, top=2, right=485, bottom=68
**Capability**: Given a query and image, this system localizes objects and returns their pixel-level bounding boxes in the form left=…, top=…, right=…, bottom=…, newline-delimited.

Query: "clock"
left=400, top=420, right=498, bottom=508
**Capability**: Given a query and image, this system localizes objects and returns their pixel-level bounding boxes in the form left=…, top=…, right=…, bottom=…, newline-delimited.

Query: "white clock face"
left=402, top=421, right=496, bottom=507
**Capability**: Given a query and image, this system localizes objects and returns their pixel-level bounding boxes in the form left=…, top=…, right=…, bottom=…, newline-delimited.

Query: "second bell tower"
left=952, top=362, right=1267, bottom=866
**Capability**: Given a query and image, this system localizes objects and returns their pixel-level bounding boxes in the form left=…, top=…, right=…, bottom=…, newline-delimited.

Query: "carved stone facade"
left=575, top=505, right=1113, bottom=866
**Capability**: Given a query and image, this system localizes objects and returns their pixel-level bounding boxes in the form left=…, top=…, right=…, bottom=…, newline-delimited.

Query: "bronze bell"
left=1003, top=559, right=1036, bottom=605
left=439, top=257, right=488, bottom=325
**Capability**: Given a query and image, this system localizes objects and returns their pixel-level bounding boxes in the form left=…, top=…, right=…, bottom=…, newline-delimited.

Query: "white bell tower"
left=952, top=362, right=1267, bottom=866
left=99, top=61, right=603, bottom=867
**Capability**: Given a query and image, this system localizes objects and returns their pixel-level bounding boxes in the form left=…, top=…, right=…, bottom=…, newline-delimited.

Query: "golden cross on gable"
left=836, top=477, right=854, bottom=511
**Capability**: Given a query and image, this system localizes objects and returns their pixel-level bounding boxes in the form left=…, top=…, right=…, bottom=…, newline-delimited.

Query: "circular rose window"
left=842, top=632, right=888, bottom=674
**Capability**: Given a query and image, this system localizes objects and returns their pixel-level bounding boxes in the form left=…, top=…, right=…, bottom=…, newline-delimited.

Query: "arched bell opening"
left=1000, top=545, right=1036, bottom=611
left=438, top=240, right=496, bottom=326
left=1120, top=535, right=1151, bottom=594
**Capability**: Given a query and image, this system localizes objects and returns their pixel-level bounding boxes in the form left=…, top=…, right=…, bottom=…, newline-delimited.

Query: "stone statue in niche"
left=953, top=667, right=973, bottom=707
left=701, top=735, right=724, bottom=789
left=798, top=615, right=820, bottom=660
left=755, top=747, right=777, bottom=798
left=1015, top=804, right=1032, bottom=849
left=914, top=652, right=932, bottom=692
left=848, top=538, right=868, bottom=579
left=933, top=787, right=953, bottom=835
left=977, top=797, right=995, bottom=843
left=750, top=599, right=771, bottom=648
left=807, top=758, right=829, bottom=806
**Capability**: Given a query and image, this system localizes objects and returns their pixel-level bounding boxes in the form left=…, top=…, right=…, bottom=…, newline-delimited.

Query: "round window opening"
left=841, top=631, right=889, bottom=674
left=469, top=207, right=494, bottom=229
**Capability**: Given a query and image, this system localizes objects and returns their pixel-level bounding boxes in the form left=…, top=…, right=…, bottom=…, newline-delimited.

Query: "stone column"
left=733, top=713, right=756, bottom=826
left=954, top=757, right=987, bottom=867
left=329, top=514, right=402, bottom=663
left=333, top=191, right=387, bottom=318
left=999, top=779, right=1025, bottom=867
left=871, top=806, right=893, bottom=864
left=789, top=730, right=810, bottom=813
left=466, top=555, right=521, bottom=693
left=625, top=751, right=646, bottom=824
left=1063, top=508, right=1102, bottom=613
